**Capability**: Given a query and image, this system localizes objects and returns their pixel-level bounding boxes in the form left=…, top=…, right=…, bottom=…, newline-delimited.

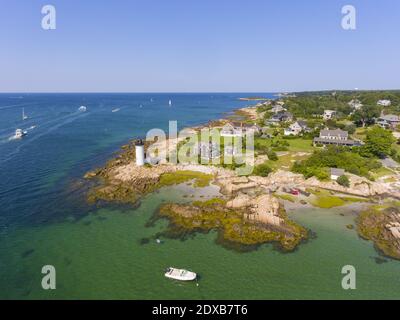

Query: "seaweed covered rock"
left=357, top=206, right=400, bottom=260
left=157, top=198, right=307, bottom=252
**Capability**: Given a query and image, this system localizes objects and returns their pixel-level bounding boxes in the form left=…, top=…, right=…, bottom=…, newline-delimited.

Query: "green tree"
left=337, top=175, right=350, bottom=187
left=351, top=105, right=381, bottom=127
left=364, top=126, right=396, bottom=158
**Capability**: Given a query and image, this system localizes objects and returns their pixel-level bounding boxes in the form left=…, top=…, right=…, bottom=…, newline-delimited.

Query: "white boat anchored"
left=14, top=129, right=27, bottom=139
left=78, top=106, right=87, bottom=112
left=22, top=108, right=28, bottom=120
left=164, top=267, right=197, bottom=281
left=168, top=99, right=172, bottom=107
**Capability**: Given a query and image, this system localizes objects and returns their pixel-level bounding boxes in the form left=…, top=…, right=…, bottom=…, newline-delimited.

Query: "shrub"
left=267, top=149, right=278, bottom=161
left=337, top=175, right=350, bottom=188
left=254, top=163, right=272, bottom=177
left=291, top=146, right=381, bottom=180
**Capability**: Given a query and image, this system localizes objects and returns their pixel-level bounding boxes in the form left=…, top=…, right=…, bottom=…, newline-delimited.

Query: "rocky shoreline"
left=357, top=205, right=400, bottom=260
left=83, top=103, right=400, bottom=255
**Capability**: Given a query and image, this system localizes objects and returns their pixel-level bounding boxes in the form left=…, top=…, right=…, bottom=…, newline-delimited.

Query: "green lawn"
left=265, top=152, right=311, bottom=171
left=371, top=167, right=395, bottom=179
left=287, top=139, right=314, bottom=152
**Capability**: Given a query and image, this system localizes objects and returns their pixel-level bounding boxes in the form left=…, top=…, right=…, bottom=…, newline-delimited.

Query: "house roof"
left=330, top=168, right=345, bottom=176
left=314, top=137, right=360, bottom=146
left=380, top=114, right=400, bottom=122
left=320, top=129, right=348, bottom=138
left=297, top=120, right=308, bottom=128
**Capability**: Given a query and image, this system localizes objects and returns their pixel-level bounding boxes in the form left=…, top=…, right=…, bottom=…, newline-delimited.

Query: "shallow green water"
left=1, top=189, right=400, bottom=300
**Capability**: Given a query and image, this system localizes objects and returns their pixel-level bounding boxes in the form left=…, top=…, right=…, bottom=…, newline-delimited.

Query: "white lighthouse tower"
left=135, top=139, right=145, bottom=166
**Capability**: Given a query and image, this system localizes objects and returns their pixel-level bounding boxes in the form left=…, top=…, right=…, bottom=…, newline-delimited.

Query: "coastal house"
left=221, top=122, right=261, bottom=137
left=330, top=168, right=345, bottom=181
left=348, top=99, right=363, bottom=110
left=270, top=105, right=287, bottom=113
left=221, top=122, right=244, bottom=138
left=377, top=99, right=392, bottom=107
left=323, top=110, right=337, bottom=120
left=197, top=141, right=220, bottom=160
left=284, top=120, right=309, bottom=136
left=255, top=101, right=272, bottom=108
left=313, top=129, right=361, bottom=147
left=267, top=111, right=293, bottom=124
left=224, top=145, right=241, bottom=157
left=377, top=114, right=400, bottom=130
left=244, top=123, right=262, bottom=135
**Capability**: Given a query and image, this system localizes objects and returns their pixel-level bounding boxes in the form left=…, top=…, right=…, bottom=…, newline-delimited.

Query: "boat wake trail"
left=0, top=112, right=90, bottom=165
left=0, top=102, right=37, bottom=111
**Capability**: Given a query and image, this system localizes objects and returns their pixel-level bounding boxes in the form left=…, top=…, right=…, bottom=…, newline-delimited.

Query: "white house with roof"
left=224, top=145, right=241, bottom=157
left=284, top=121, right=309, bottom=136
left=220, top=123, right=244, bottom=138
left=377, top=99, right=392, bottom=107
left=270, top=105, right=287, bottom=113
left=220, top=122, right=261, bottom=138
left=320, top=129, right=348, bottom=140
left=197, top=141, right=220, bottom=160
left=348, top=99, right=363, bottom=110
left=323, top=110, right=337, bottom=120
left=313, top=129, right=362, bottom=147
left=377, top=114, right=400, bottom=130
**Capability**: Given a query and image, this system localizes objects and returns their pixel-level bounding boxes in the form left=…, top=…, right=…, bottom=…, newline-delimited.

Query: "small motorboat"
left=164, top=267, right=197, bottom=281
left=78, top=106, right=87, bottom=112
left=14, top=129, right=27, bottom=139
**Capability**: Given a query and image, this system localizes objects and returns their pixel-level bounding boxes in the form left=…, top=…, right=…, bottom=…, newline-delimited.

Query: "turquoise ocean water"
left=0, top=93, right=399, bottom=299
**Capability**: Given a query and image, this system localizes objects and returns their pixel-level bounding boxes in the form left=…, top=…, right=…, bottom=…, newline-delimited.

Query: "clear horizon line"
left=1, top=88, right=400, bottom=94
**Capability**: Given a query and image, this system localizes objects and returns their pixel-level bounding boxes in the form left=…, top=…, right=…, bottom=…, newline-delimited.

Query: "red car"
left=291, top=189, right=300, bottom=196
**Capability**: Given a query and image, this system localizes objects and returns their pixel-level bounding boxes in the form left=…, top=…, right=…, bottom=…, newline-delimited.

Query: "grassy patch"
left=309, top=192, right=369, bottom=208
left=372, top=167, right=395, bottom=179
left=287, top=139, right=314, bottom=152
left=310, top=196, right=345, bottom=208
left=274, top=194, right=296, bottom=203
left=158, top=170, right=213, bottom=188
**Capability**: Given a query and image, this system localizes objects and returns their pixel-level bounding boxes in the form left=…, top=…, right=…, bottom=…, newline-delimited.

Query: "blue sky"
left=0, top=0, right=399, bottom=92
